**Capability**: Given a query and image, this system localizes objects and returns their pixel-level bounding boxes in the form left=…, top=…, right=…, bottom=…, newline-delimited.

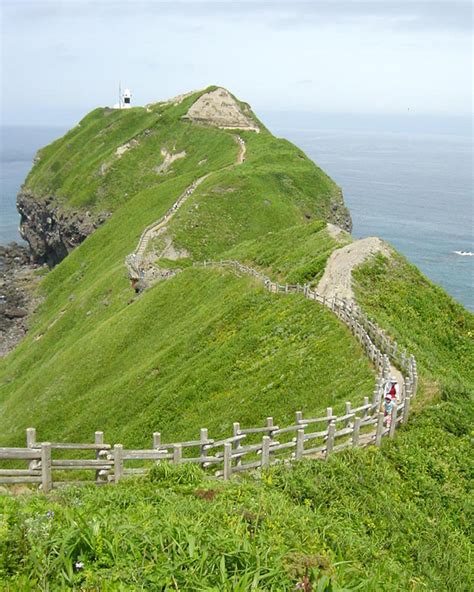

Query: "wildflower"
left=46, top=510, right=54, bottom=519
left=74, top=561, right=84, bottom=571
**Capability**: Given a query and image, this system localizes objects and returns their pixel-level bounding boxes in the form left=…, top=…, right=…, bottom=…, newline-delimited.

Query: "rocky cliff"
left=17, top=191, right=109, bottom=267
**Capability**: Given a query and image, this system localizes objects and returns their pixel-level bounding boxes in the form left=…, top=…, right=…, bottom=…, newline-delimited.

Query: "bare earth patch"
left=185, top=88, right=259, bottom=132
left=317, top=237, right=391, bottom=302
left=154, top=148, right=186, bottom=175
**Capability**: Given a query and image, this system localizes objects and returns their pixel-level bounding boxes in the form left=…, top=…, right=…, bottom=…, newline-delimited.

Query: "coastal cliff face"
left=17, top=190, right=108, bottom=267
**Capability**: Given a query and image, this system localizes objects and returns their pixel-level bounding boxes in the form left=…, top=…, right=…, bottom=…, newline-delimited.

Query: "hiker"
left=384, top=376, right=400, bottom=402
left=383, top=394, right=394, bottom=426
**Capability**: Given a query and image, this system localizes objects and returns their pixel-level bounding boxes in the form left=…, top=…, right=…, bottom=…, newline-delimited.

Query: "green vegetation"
left=1, top=384, right=472, bottom=590
left=353, top=252, right=474, bottom=389
left=0, top=269, right=374, bottom=446
left=1, top=88, right=473, bottom=590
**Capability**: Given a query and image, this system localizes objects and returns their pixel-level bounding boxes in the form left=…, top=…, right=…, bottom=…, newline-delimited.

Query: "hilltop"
left=1, top=86, right=473, bottom=589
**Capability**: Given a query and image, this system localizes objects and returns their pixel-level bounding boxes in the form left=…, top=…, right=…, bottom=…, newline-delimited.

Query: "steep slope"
left=2, top=87, right=356, bottom=446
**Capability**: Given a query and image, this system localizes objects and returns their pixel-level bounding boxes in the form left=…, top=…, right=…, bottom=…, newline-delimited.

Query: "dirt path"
left=317, top=237, right=391, bottom=301
left=126, top=135, right=246, bottom=280
left=316, top=237, right=404, bottom=388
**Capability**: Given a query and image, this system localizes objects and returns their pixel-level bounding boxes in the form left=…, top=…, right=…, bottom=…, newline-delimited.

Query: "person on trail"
left=384, top=376, right=400, bottom=402
left=383, top=394, right=394, bottom=426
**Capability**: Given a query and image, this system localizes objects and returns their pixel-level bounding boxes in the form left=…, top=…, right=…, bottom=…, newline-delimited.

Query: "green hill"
left=1, top=87, right=473, bottom=590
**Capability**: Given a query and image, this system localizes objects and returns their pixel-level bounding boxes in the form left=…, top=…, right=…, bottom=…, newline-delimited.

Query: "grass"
left=1, top=86, right=473, bottom=589
left=0, top=269, right=374, bottom=447
left=1, top=383, right=472, bottom=590
left=353, top=252, right=474, bottom=390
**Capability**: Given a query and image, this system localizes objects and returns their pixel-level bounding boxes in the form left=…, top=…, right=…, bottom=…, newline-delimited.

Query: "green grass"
left=0, top=269, right=374, bottom=447
left=353, top=252, right=474, bottom=390
left=1, top=86, right=473, bottom=590
left=1, top=384, right=472, bottom=591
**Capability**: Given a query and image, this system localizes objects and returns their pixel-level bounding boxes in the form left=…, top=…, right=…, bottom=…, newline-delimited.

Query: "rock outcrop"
left=17, top=191, right=109, bottom=267
left=0, top=243, right=41, bottom=357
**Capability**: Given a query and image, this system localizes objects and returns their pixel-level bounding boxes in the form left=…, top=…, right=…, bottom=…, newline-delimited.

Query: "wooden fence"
left=0, top=259, right=417, bottom=492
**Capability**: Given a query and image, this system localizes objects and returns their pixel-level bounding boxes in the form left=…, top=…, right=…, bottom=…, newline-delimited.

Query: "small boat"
left=454, top=250, right=473, bottom=256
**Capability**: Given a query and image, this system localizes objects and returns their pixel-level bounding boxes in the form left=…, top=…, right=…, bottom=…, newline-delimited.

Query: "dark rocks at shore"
left=17, top=190, right=109, bottom=268
left=0, top=242, right=42, bottom=357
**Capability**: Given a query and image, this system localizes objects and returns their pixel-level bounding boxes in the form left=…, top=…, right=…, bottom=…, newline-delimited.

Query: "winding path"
left=125, top=136, right=246, bottom=280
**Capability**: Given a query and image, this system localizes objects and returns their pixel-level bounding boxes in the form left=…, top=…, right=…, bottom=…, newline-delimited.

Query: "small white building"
left=112, top=87, right=133, bottom=109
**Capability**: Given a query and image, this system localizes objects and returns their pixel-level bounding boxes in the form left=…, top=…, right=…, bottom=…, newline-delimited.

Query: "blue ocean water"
left=0, top=124, right=472, bottom=311
left=263, top=122, right=473, bottom=312
left=0, top=126, right=67, bottom=244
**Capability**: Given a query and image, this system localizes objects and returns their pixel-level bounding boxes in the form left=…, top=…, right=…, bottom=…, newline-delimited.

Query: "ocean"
left=0, top=123, right=472, bottom=311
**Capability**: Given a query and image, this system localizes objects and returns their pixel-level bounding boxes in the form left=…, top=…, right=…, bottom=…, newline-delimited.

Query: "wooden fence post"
left=352, top=417, right=361, bottom=447
left=200, top=428, right=208, bottom=465
left=95, top=431, right=104, bottom=484
left=261, top=436, right=271, bottom=469
left=223, top=442, right=232, bottom=480
left=295, top=429, right=304, bottom=460
left=26, top=427, right=36, bottom=448
left=402, top=396, right=411, bottom=425
left=41, top=443, right=52, bottom=493
left=295, top=411, right=303, bottom=424
left=326, top=407, right=333, bottom=430
left=153, top=432, right=161, bottom=449
left=173, top=444, right=182, bottom=465
left=326, top=422, right=335, bottom=459
left=266, top=417, right=274, bottom=440
left=375, top=412, right=385, bottom=446
left=233, top=422, right=242, bottom=467
left=26, top=428, right=37, bottom=471
left=114, top=444, right=123, bottom=483
left=389, top=403, right=398, bottom=438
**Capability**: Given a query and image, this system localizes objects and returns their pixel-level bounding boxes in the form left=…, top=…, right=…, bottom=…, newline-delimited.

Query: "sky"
left=0, top=0, right=472, bottom=126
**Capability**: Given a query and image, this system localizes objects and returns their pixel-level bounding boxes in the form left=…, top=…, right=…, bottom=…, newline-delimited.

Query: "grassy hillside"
left=1, top=87, right=473, bottom=590
left=2, top=88, right=355, bottom=446
left=1, top=384, right=472, bottom=590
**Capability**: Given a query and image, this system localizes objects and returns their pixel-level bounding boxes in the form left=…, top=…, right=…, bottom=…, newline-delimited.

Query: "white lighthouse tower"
left=112, top=85, right=133, bottom=109
left=122, top=88, right=132, bottom=108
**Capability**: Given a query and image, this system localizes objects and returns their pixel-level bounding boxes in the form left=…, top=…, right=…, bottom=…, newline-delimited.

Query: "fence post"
left=352, top=417, right=361, bottom=447
left=345, top=402, right=352, bottom=427
left=261, top=436, right=271, bottom=469
left=173, top=444, right=182, bottom=465
left=295, top=429, right=305, bottom=460
left=402, top=396, right=411, bottom=425
left=26, top=428, right=37, bottom=471
left=326, top=407, right=333, bottom=430
left=26, top=427, right=36, bottom=448
left=266, top=417, right=274, bottom=441
left=113, top=444, right=123, bottom=483
left=295, top=411, right=303, bottom=424
left=389, top=403, right=398, bottom=438
left=95, top=431, right=104, bottom=484
left=153, top=432, right=161, bottom=449
left=233, top=422, right=242, bottom=467
left=200, top=428, right=208, bottom=466
left=223, top=442, right=232, bottom=480
left=375, top=412, right=385, bottom=446
left=41, top=443, right=52, bottom=493
left=326, top=422, right=335, bottom=459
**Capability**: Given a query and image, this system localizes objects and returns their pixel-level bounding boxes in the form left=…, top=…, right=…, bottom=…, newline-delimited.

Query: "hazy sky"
left=1, top=0, right=472, bottom=125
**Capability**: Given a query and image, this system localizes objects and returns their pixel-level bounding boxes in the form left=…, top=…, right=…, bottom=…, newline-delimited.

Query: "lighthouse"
left=112, top=86, right=133, bottom=109
left=122, top=88, right=132, bottom=108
